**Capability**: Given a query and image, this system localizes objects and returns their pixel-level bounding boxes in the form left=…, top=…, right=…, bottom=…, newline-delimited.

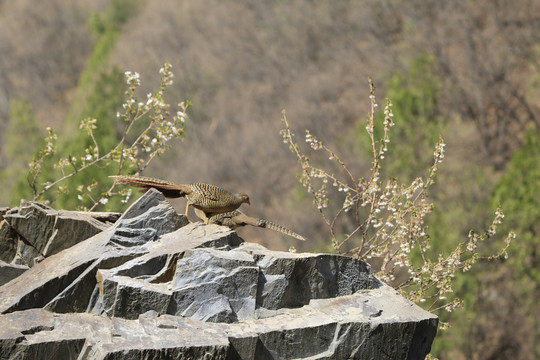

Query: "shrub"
left=281, top=79, right=514, bottom=326
left=27, top=63, right=189, bottom=211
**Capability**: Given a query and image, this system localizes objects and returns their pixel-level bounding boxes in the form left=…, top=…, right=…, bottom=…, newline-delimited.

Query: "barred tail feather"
left=110, top=175, right=188, bottom=198
left=256, top=218, right=306, bottom=241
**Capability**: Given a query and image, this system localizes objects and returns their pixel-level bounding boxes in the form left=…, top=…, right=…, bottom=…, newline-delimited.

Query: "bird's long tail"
left=110, top=175, right=189, bottom=198
left=206, top=210, right=306, bottom=241
left=256, top=218, right=306, bottom=241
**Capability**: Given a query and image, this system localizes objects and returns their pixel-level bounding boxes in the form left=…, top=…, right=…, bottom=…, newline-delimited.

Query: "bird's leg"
left=185, top=202, right=190, bottom=217
left=194, top=208, right=209, bottom=224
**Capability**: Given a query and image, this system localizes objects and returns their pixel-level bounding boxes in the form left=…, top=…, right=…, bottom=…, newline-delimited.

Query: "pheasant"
left=111, top=175, right=250, bottom=217
left=207, top=210, right=306, bottom=241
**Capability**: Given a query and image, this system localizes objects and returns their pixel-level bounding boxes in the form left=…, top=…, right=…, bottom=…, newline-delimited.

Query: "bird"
left=110, top=175, right=250, bottom=218
left=206, top=210, right=306, bottom=241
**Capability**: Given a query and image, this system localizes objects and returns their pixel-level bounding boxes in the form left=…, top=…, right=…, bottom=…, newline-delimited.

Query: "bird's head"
left=236, top=193, right=250, bottom=205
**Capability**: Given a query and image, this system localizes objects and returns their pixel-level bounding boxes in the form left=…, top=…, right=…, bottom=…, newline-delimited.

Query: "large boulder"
left=0, top=189, right=438, bottom=359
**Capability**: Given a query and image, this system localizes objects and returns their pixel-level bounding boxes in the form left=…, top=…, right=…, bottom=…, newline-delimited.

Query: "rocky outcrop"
left=0, top=202, right=121, bottom=269
left=0, top=189, right=438, bottom=359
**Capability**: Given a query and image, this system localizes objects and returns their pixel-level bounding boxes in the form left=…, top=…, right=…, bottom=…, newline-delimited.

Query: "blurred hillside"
left=1, top=0, right=540, bottom=358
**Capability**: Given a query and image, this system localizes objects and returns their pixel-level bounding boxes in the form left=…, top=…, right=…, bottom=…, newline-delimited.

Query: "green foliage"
left=88, top=0, right=142, bottom=36
left=492, top=130, right=540, bottom=283
left=355, top=54, right=443, bottom=182
left=77, top=29, right=119, bottom=91
left=101, top=0, right=142, bottom=29
left=51, top=69, right=126, bottom=210
left=385, top=54, right=442, bottom=178
left=488, top=134, right=539, bottom=355
left=0, top=99, right=42, bottom=205
left=4, top=99, right=41, bottom=161
left=71, top=69, right=125, bottom=148
left=429, top=133, right=538, bottom=357
left=88, top=12, right=106, bottom=36
left=75, top=0, right=142, bottom=119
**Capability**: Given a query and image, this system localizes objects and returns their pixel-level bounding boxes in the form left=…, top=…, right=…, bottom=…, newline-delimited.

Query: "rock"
left=0, top=220, right=19, bottom=263
left=0, top=201, right=121, bottom=267
left=4, top=201, right=107, bottom=256
left=94, top=229, right=379, bottom=325
left=71, top=211, right=121, bottom=223
left=0, top=309, right=231, bottom=360
left=0, top=286, right=437, bottom=359
left=0, top=189, right=438, bottom=359
left=0, top=260, right=28, bottom=286
left=95, top=223, right=245, bottom=320
left=0, top=189, right=188, bottom=314
left=168, top=248, right=259, bottom=322
left=248, top=244, right=376, bottom=310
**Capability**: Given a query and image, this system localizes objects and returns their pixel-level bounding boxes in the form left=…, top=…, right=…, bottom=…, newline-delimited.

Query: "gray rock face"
left=1, top=200, right=122, bottom=268
left=0, top=260, right=28, bottom=286
left=0, top=189, right=438, bottom=359
left=0, top=189, right=188, bottom=315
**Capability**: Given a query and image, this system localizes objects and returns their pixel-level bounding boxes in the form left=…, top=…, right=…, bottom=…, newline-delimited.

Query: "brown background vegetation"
left=1, top=1, right=539, bottom=358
